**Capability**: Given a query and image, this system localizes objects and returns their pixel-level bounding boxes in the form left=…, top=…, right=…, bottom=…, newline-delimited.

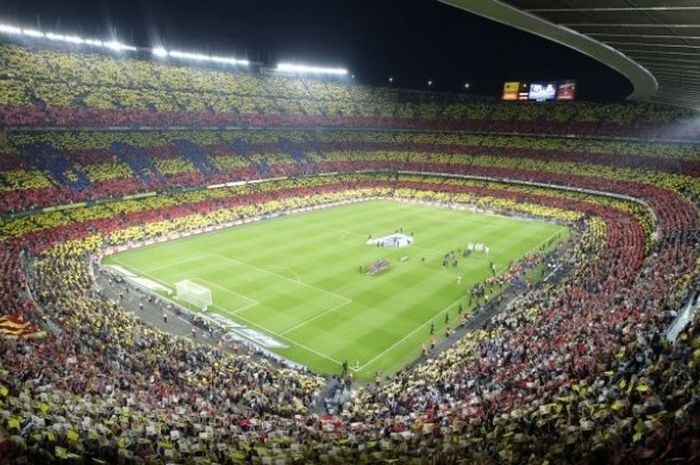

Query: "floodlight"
left=389, top=77, right=393, bottom=83
left=0, top=20, right=136, bottom=52
left=276, top=63, right=348, bottom=75
left=46, top=33, right=84, bottom=44
left=427, top=80, right=433, bottom=86
left=169, top=50, right=207, bottom=61
left=464, top=82, right=470, bottom=89
left=63, top=35, right=85, bottom=44
left=104, top=40, right=136, bottom=52
left=210, top=55, right=249, bottom=65
left=0, top=24, right=22, bottom=35
left=21, top=28, right=44, bottom=38
left=152, top=47, right=168, bottom=57
left=161, top=48, right=249, bottom=66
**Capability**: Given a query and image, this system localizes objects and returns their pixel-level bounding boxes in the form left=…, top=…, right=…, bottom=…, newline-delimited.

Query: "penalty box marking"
left=139, top=254, right=217, bottom=274
left=210, top=254, right=352, bottom=304
left=112, top=256, right=260, bottom=314
left=188, top=277, right=259, bottom=314
left=209, top=253, right=359, bottom=358
left=110, top=222, right=564, bottom=372
left=108, top=257, right=344, bottom=366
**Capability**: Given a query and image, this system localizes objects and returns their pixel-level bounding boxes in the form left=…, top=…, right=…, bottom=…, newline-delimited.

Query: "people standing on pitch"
left=442, top=250, right=458, bottom=269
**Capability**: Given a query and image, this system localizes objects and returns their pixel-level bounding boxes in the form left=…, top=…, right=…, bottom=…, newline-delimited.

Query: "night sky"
left=0, top=0, right=633, bottom=101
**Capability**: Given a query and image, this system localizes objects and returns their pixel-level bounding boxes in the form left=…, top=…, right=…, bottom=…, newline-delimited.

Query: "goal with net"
left=175, top=280, right=212, bottom=310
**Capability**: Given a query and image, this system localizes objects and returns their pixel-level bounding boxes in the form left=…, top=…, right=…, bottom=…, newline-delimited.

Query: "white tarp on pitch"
left=367, top=233, right=413, bottom=248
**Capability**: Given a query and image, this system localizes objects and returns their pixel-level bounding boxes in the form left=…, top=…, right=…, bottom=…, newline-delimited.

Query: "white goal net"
left=175, top=280, right=212, bottom=310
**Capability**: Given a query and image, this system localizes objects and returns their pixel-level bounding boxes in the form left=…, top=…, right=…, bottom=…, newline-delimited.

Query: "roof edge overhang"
left=439, top=0, right=659, bottom=100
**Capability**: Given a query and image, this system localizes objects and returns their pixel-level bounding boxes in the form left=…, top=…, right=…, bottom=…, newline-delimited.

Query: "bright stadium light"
left=155, top=47, right=249, bottom=66
left=210, top=55, right=249, bottom=66
left=276, top=62, right=348, bottom=76
left=0, top=24, right=22, bottom=35
left=169, top=50, right=208, bottom=61
left=46, top=32, right=65, bottom=41
left=46, top=32, right=85, bottom=44
left=21, top=28, right=44, bottom=38
left=0, top=19, right=137, bottom=52
left=104, top=40, right=136, bottom=52
left=388, top=76, right=393, bottom=83
left=427, top=80, right=433, bottom=86
left=464, top=82, right=470, bottom=89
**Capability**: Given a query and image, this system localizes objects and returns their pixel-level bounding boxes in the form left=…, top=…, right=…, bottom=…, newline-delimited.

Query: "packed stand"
left=1, top=42, right=699, bottom=137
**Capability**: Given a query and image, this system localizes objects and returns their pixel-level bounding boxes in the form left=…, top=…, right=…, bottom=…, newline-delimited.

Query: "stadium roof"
left=441, top=0, right=700, bottom=110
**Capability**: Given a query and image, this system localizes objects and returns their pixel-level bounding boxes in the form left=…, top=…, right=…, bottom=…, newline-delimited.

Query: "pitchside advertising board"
left=502, top=80, right=576, bottom=102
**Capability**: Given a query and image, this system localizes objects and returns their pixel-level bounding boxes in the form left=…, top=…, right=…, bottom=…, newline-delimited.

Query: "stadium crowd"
left=0, top=127, right=699, bottom=215
left=0, top=169, right=697, bottom=464
left=1, top=42, right=700, bottom=137
left=0, top=38, right=698, bottom=464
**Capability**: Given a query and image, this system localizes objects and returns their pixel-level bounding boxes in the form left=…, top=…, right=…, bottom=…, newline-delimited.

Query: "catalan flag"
left=0, top=314, right=46, bottom=340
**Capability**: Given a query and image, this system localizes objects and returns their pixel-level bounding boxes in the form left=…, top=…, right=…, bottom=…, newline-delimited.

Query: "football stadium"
left=0, top=1, right=699, bottom=464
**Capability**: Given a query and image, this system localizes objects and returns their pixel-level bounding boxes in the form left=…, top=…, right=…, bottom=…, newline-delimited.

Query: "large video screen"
left=528, top=82, right=557, bottom=101
left=501, top=80, right=577, bottom=102
left=502, top=81, right=520, bottom=101
left=556, top=80, right=576, bottom=100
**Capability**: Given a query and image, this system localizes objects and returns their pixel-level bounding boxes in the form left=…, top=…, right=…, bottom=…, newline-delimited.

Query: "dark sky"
left=0, top=0, right=633, bottom=101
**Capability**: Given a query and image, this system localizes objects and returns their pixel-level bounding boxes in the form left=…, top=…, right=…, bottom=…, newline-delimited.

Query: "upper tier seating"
left=1, top=42, right=699, bottom=138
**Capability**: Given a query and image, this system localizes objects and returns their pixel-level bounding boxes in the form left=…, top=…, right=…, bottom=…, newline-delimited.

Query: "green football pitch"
left=105, top=200, right=569, bottom=380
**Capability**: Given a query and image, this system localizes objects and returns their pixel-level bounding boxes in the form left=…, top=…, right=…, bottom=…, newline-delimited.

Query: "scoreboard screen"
left=556, top=80, right=576, bottom=100
left=502, top=81, right=520, bottom=101
left=502, top=80, right=576, bottom=102
left=528, top=82, right=557, bottom=101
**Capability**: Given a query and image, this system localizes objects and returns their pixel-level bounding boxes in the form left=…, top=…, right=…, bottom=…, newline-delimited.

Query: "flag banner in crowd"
left=0, top=314, right=46, bottom=339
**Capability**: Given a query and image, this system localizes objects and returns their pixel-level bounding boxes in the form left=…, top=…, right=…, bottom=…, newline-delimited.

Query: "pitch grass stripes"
left=351, top=228, right=564, bottom=373
left=109, top=255, right=346, bottom=365
left=105, top=200, right=568, bottom=380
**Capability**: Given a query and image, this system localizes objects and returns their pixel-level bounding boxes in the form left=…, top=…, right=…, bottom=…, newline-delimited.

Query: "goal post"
left=175, top=280, right=212, bottom=310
